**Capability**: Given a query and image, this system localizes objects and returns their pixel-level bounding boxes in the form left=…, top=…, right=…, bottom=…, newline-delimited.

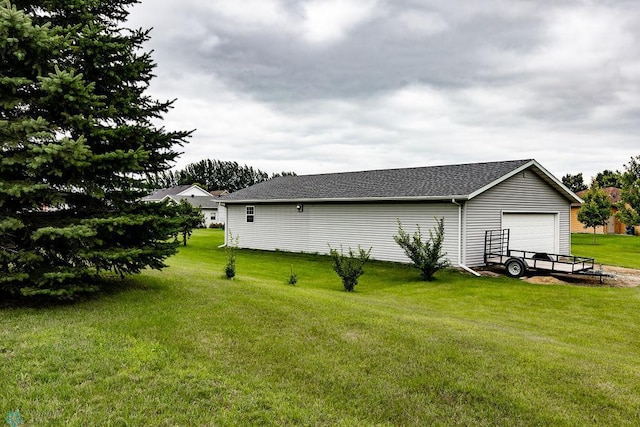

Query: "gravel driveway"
left=481, top=265, right=640, bottom=287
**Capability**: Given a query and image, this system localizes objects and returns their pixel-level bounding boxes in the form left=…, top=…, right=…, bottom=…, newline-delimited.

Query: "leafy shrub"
left=394, top=218, right=449, bottom=281
left=225, top=231, right=239, bottom=279
left=225, top=262, right=236, bottom=280
left=288, top=266, right=298, bottom=286
left=329, top=245, right=372, bottom=292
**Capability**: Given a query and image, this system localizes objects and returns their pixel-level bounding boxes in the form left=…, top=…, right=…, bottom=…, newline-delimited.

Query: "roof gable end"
left=467, top=160, right=582, bottom=203
left=177, top=185, right=213, bottom=197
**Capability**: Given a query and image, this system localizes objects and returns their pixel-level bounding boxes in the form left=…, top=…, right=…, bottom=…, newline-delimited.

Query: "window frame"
left=246, top=205, right=255, bottom=223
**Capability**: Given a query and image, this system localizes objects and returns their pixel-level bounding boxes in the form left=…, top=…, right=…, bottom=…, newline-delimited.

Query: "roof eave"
left=220, top=195, right=471, bottom=204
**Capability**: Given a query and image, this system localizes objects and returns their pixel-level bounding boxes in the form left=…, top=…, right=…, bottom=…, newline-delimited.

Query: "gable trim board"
left=220, top=159, right=579, bottom=268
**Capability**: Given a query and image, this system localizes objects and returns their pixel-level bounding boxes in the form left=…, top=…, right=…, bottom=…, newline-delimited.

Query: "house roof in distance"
left=142, top=184, right=222, bottom=209
left=221, top=159, right=581, bottom=204
left=576, top=187, right=622, bottom=204
left=142, top=185, right=194, bottom=200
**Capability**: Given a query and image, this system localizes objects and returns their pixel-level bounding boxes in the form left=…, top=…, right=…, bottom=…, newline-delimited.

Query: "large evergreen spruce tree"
left=1, top=0, right=191, bottom=298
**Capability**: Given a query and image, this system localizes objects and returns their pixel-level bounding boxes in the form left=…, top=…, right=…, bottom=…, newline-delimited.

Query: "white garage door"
left=502, top=213, right=557, bottom=253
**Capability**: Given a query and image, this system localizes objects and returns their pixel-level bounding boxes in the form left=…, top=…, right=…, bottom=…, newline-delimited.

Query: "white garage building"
left=220, top=159, right=581, bottom=269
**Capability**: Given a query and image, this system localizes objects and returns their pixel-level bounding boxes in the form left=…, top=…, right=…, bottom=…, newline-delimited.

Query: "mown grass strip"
left=572, top=232, right=640, bottom=269
left=1, top=229, right=639, bottom=425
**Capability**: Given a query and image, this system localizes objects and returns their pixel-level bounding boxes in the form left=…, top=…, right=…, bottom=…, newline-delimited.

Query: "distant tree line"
left=562, top=170, right=623, bottom=193
left=148, top=159, right=296, bottom=193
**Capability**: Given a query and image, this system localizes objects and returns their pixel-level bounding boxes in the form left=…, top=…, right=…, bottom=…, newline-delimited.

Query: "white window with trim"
left=246, top=206, right=255, bottom=223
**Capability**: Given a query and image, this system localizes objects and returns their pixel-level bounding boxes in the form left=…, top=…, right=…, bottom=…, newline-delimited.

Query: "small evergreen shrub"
left=394, top=218, right=450, bottom=281
left=329, top=245, right=372, bottom=292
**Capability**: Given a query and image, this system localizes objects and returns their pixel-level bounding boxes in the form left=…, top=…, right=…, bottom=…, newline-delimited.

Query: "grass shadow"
left=0, top=273, right=167, bottom=310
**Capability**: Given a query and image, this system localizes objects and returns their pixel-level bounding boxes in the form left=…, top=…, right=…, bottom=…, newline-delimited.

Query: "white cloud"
left=127, top=0, right=640, bottom=182
left=203, top=0, right=292, bottom=30
left=300, top=0, right=380, bottom=44
left=510, top=5, right=634, bottom=74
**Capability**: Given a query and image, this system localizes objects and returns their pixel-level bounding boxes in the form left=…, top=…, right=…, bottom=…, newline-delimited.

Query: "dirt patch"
left=523, top=275, right=568, bottom=285
left=477, top=265, right=640, bottom=288
left=595, top=265, right=640, bottom=288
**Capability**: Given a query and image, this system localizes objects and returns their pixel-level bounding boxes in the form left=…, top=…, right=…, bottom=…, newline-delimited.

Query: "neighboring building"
left=571, top=187, right=626, bottom=234
left=219, top=159, right=581, bottom=268
left=142, top=184, right=227, bottom=227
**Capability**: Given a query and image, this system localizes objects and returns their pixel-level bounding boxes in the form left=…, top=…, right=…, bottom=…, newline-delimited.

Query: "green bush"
left=329, top=245, right=372, bottom=292
left=394, top=218, right=450, bottom=281
left=288, top=266, right=298, bottom=286
left=225, top=232, right=239, bottom=279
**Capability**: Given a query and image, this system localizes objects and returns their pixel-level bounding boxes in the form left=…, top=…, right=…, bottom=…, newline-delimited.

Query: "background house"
left=220, top=159, right=581, bottom=269
left=570, top=187, right=629, bottom=234
left=143, top=184, right=227, bottom=227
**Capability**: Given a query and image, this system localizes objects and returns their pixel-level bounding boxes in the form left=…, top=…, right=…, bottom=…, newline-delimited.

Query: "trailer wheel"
left=505, top=258, right=526, bottom=278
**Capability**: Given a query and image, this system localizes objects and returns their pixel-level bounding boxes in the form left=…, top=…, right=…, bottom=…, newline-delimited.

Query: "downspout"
left=452, top=199, right=481, bottom=277
left=218, top=202, right=227, bottom=248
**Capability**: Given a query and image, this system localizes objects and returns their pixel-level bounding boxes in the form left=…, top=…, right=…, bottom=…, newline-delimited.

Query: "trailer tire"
left=505, top=258, right=526, bottom=278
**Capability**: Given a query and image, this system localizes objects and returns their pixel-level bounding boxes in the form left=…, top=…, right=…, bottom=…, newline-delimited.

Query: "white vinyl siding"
left=226, top=202, right=459, bottom=264
left=224, top=168, right=572, bottom=268
left=463, top=170, right=571, bottom=266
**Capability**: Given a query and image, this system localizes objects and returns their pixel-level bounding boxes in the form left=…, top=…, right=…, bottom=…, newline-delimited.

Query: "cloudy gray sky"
left=128, top=0, right=640, bottom=181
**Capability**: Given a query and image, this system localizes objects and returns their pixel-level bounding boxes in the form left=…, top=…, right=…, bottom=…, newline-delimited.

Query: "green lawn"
left=572, top=232, right=640, bottom=269
left=2, top=229, right=640, bottom=425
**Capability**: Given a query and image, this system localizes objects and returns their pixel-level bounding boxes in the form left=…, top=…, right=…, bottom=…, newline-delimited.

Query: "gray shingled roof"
left=142, top=185, right=193, bottom=201
left=221, top=159, right=543, bottom=202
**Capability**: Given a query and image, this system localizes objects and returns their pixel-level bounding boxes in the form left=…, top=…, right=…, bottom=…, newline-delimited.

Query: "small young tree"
left=577, top=181, right=612, bottom=243
left=225, top=231, right=239, bottom=279
left=328, top=245, right=372, bottom=292
left=176, top=200, right=204, bottom=246
left=616, top=155, right=640, bottom=232
left=394, top=218, right=449, bottom=281
left=288, top=265, right=298, bottom=286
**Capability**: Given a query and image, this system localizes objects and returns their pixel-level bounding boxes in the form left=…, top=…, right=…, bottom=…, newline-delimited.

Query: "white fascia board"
left=161, top=195, right=179, bottom=205
left=467, top=160, right=583, bottom=203
left=221, top=195, right=471, bottom=204
left=177, top=185, right=212, bottom=197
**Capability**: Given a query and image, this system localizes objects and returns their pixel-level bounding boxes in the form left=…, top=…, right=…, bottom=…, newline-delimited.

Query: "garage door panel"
left=503, top=213, right=557, bottom=253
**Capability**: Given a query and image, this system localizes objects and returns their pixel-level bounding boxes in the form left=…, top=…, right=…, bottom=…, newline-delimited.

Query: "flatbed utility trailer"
left=484, top=229, right=609, bottom=280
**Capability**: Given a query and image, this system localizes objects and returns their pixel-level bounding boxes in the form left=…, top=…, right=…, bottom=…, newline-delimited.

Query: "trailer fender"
left=505, top=258, right=527, bottom=278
